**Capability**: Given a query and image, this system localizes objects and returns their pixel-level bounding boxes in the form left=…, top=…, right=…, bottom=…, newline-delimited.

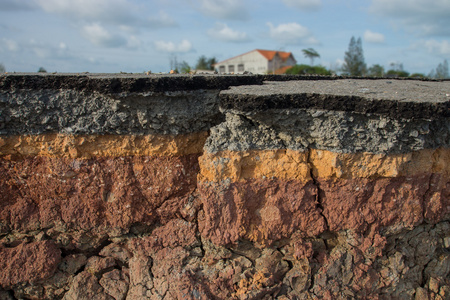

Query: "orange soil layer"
left=199, top=148, right=450, bottom=182
left=0, top=132, right=209, bottom=158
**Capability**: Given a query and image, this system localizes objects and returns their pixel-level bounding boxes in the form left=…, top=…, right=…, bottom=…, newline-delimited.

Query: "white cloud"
left=23, top=39, right=72, bottom=59
left=119, top=25, right=137, bottom=34
left=82, top=23, right=126, bottom=47
left=36, top=0, right=178, bottom=29
left=36, top=0, right=134, bottom=24
left=197, top=0, right=249, bottom=20
left=207, top=23, right=250, bottom=43
left=154, top=39, right=193, bottom=53
left=364, top=30, right=385, bottom=43
left=281, top=0, right=321, bottom=11
left=126, top=36, right=141, bottom=49
left=0, top=38, right=74, bottom=60
left=267, top=22, right=319, bottom=45
left=29, top=40, right=50, bottom=58
left=146, top=11, right=177, bottom=28
left=3, top=38, right=20, bottom=52
left=421, top=39, right=450, bottom=56
left=370, top=0, right=450, bottom=36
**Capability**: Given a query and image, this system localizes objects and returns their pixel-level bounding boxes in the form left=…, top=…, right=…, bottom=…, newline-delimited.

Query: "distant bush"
left=386, top=69, right=409, bottom=77
left=285, top=64, right=332, bottom=75
left=409, top=73, right=426, bottom=78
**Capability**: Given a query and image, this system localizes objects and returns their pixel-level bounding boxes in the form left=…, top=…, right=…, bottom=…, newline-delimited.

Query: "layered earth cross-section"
left=0, top=74, right=449, bottom=299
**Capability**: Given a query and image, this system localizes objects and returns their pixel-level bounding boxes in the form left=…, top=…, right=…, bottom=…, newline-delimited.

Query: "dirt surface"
left=1, top=75, right=449, bottom=299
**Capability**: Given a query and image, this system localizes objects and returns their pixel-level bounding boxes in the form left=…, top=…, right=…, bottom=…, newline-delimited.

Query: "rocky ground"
left=0, top=75, right=449, bottom=299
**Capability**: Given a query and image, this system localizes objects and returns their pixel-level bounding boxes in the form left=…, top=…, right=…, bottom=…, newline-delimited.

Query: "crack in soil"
left=307, top=148, right=329, bottom=232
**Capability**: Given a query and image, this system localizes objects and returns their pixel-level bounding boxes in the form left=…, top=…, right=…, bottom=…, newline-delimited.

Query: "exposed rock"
left=59, top=254, right=87, bottom=274
left=99, top=243, right=133, bottom=264
left=198, top=179, right=326, bottom=245
left=0, top=154, right=200, bottom=237
left=320, top=175, right=431, bottom=233
left=0, top=240, right=61, bottom=288
left=126, top=255, right=154, bottom=299
left=99, top=269, right=129, bottom=300
left=63, top=272, right=113, bottom=300
left=1, top=76, right=449, bottom=299
left=0, top=289, right=14, bottom=300
left=85, top=256, right=116, bottom=275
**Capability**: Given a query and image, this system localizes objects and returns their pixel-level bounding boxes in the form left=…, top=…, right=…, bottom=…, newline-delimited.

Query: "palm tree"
left=302, top=48, right=320, bottom=66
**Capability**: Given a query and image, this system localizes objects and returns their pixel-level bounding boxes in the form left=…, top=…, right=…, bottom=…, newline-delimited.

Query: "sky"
left=1, top=0, right=449, bottom=75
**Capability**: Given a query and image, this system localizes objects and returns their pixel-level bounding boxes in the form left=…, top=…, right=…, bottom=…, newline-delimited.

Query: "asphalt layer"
left=1, top=74, right=449, bottom=119
left=0, top=73, right=265, bottom=93
left=220, top=79, right=450, bottom=119
left=222, top=79, right=450, bottom=103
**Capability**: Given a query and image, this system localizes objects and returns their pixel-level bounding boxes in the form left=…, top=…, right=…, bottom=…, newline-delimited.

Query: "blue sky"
left=1, top=0, right=449, bottom=74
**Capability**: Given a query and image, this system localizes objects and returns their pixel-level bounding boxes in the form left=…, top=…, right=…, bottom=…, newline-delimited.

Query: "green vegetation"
left=195, top=55, right=217, bottom=71
left=342, top=36, right=367, bottom=76
left=409, top=73, right=426, bottom=78
left=179, top=61, right=191, bottom=74
left=0, top=63, right=5, bottom=73
left=367, top=64, right=384, bottom=77
left=285, top=64, right=332, bottom=75
left=38, top=67, right=47, bottom=73
left=386, top=69, right=409, bottom=77
left=385, top=63, right=409, bottom=77
left=168, top=55, right=217, bottom=74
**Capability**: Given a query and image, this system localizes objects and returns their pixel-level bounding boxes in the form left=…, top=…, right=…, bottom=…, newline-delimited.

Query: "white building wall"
left=216, top=51, right=269, bottom=74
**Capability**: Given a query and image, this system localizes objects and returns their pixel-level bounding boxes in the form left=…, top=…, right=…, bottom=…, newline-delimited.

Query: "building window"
left=238, top=64, right=244, bottom=72
left=228, top=65, right=235, bottom=73
left=219, top=66, right=225, bottom=73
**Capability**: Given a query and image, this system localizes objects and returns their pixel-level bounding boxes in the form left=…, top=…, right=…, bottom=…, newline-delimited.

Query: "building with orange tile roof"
left=214, top=49, right=296, bottom=74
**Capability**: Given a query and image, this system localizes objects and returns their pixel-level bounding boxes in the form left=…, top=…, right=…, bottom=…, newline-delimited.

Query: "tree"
left=38, top=67, right=47, bottom=73
left=435, top=59, right=449, bottom=79
left=342, top=36, right=367, bottom=76
left=207, top=57, right=217, bottom=70
left=386, top=62, right=409, bottom=77
left=302, top=48, right=320, bottom=66
left=285, top=64, right=331, bottom=75
left=386, top=69, right=409, bottom=77
left=409, top=73, right=425, bottom=78
left=179, top=61, right=191, bottom=74
left=0, top=63, right=5, bottom=73
left=170, top=55, right=178, bottom=72
left=195, top=55, right=217, bottom=70
left=367, top=64, right=384, bottom=77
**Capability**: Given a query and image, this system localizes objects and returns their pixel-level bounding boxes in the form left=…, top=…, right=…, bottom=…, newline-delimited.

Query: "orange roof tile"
left=273, top=66, right=293, bottom=74
left=256, top=49, right=293, bottom=62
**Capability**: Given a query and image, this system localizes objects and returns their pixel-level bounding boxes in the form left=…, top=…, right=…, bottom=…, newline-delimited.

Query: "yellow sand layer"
left=199, top=148, right=450, bottom=182
left=0, top=132, right=209, bottom=158
left=1, top=133, right=448, bottom=180
left=198, top=149, right=311, bottom=183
